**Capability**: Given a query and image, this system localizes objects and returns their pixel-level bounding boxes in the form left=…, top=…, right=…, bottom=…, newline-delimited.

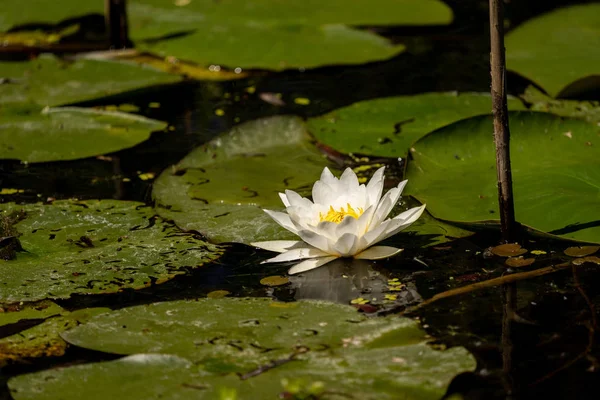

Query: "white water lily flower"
left=251, top=166, right=426, bottom=275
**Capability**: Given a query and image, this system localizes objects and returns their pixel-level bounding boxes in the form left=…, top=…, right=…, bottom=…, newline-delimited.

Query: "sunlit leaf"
left=0, top=200, right=223, bottom=303
left=405, top=112, right=600, bottom=244
left=506, top=4, right=600, bottom=98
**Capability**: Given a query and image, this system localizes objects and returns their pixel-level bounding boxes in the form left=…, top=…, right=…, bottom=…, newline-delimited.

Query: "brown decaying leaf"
left=490, top=243, right=528, bottom=257
left=505, top=256, right=535, bottom=268
left=564, top=246, right=600, bottom=257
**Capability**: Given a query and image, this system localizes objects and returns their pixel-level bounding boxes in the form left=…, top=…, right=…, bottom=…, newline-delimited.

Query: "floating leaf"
left=521, top=86, right=600, bottom=125
left=153, top=116, right=472, bottom=246
left=491, top=244, right=528, bottom=257
left=571, top=256, right=600, bottom=266
left=126, top=0, right=452, bottom=70
left=0, top=301, right=63, bottom=327
left=259, top=276, right=289, bottom=287
left=307, top=92, right=525, bottom=158
left=12, top=298, right=478, bottom=399
left=0, top=200, right=223, bottom=303
left=0, top=105, right=167, bottom=163
left=506, top=4, right=600, bottom=97
left=153, top=116, right=328, bottom=244
left=405, top=112, right=600, bottom=244
left=505, top=257, right=535, bottom=268
left=564, top=246, right=599, bottom=258
left=0, top=55, right=180, bottom=107
left=1, top=307, right=109, bottom=367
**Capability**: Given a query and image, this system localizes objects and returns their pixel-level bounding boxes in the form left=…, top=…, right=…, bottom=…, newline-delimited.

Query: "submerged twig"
left=404, top=262, right=571, bottom=313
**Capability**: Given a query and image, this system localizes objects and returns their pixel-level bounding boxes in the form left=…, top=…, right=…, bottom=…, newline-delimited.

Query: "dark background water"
left=1, top=0, right=599, bottom=399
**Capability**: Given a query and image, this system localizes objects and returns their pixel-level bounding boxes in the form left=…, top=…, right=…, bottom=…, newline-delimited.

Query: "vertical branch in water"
left=489, top=0, right=517, bottom=396
left=489, top=0, right=516, bottom=242
left=105, top=0, right=131, bottom=49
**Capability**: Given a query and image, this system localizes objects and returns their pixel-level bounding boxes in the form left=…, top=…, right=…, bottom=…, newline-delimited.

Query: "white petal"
left=312, top=181, right=334, bottom=205
left=355, top=204, right=376, bottom=236
left=261, top=247, right=330, bottom=263
left=366, top=166, right=385, bottom=206
left=278, top=193, right=290, bottom=207
left=339, top=168, right=359, bottom=192
left=263, top=209, right=300, bottom=234
left=318, top=167, right=338, bottom=186
left=370, top=180, right=407, bottom=228
left=250, top=240, right=305, bottom=253
left=354, top=246, right=403, bottom=260
left=335, top=214, right=360, bottom=238
left=363, top=204, right=426, bottom=246
left=288, top=256, right=337, bottom=275
left=332, top=232, right=359, bottom=256
left=284, top=189, right=313, bottom=209
left=297, top=230, right=336, bottom=254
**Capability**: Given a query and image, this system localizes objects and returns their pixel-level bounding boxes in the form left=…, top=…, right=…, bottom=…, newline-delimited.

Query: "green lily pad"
left=306, top=92, right=526, bottom=158
left=1, top=0, right=452, bottom=71
left=130, top=0, right=452, bottom=70
left=153, top=115, right=473, bottom=246
left=506, top=4, right=600, bottom=98
left=22, top=298, right=475, bottom=399
left=405, top=112, right=600, bottom=244
left=153, top=116, right=327, bottom=244
left=9, top=354, right=210, bottom=400
left=0, top=105, right=167, bottom=163
left=0, top=1, right=102, bottom=32
left=0, top=200, right=223, bottom=303
left=1, top=307, right=109, bottom=367
left=521, top=86, right=600, bottom=125
left=0, top=300, right=63, bottom=327
left=0, top=55, right=181, bottom=107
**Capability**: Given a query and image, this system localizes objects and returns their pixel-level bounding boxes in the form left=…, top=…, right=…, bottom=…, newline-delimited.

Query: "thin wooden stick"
left=489, top=0, right=516, bottom=243
left=405, top=262, right=570, bottom=313
left=105, top=0, right=130, bottom=49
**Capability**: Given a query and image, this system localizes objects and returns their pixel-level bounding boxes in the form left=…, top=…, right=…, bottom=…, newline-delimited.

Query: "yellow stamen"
left=319, top=203, right=363, bottom=224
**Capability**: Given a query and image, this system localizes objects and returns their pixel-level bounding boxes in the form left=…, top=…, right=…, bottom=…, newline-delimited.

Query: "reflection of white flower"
left=251, top=167, right=425, bottom=274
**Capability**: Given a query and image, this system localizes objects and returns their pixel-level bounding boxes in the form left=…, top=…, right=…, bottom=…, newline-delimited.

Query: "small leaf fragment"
left=564, top=246, right=600, bottom=258
left=490, top=243, right=528, bottom=257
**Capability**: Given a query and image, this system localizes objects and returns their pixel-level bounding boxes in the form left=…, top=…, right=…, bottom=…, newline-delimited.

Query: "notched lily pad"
left=153, top=115, right=330, bottom=244
left=506, top=4, right=600, bottom=97
left=307, top=92, right=525, bottom=158
left=0, top=105, right=167, bottom=163
left=46, top=298, right=476, bottom=400
left=260, top=276, right=289, bottom=287
left=0, top=200, right=223, bottom=303
left=405, top=112, right=600, bottom=244
left=564, top=246, right=599, bottom=258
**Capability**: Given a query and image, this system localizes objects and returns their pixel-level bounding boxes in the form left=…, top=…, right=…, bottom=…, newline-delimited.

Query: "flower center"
left=319, top=203, right=363, bottom=224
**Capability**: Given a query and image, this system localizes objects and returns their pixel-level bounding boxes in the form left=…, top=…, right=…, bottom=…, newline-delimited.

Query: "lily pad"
left=153, top=116, right=328, bottom=244
left=0, top=0, right=452, bottom=71
left=405, top=112, right=600, bottom=244
left=0, top=200, right=223, bottom=303
left=521, top=86, right=600, bottom=124
left=0, top=55, right=180, bottom=107
left=0, top=301, right=63, bottom=327
left=130, top=0, right=452, bottom=70
left=306, top=92, right=525, bottom=158
left=0, top=105, right=167, bottom=163
left=30, top=298, right=477, bottom=399
left=0, top=307, right=109, bottom=367
left=153, top=116, right=472, bottom=246
left=506, top=4, right=600, bottom=98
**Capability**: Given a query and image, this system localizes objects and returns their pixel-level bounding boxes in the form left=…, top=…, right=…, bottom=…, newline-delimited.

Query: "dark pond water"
left=1, top=0, right=599, bottom=399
